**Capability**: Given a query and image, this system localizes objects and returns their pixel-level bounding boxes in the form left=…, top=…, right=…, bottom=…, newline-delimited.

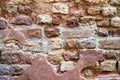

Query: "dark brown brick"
left=44, top=26, right=60, bottom=37
left=66, top=18, right=79, bottom=28
left=109, top=30, right=120, bottom=37
left=95, top=29, right=109, bottom=37
left=99, top=39, right=120, bottom=49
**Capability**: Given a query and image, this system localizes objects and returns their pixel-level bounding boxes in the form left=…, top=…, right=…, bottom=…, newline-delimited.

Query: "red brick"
left=63, top=49, right=79, bottom=61
left=79, top=39, right=97, bottom=49
left=44, top=26, right=60, bottom=37
left=96, top=18, right=110, bottom=27
left=99, top=39, right=120, bottom=49
left=66, top=18, right=79, bottom=28
left=20, top=28, right=42, bottom=39
left=80, top=16, right=95, bottom=24
left=62, top=29, right=93, bottom=38
left=95, top=29, right=109, bottom=37
left=10, top=15, right=32, bottom=26
left=109, top=30, right=120, bottom=37
left=52, top=15, right=62, bottom=25
left=87, top=6, right=101, bottom=15
left=64, top=39, right=78, bottom=49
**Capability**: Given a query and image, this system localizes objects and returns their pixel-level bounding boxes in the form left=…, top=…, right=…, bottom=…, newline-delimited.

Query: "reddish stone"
left=62, top=29, right=93, bottom=38
left=99, top=39, right=120, bottom=49
left=10, top=15, right=32, bottom=26
left=95, top=29, right=109, bottom=37
left=79, top=39, right=96, bottom=49
left=87, top=6, right=101, bottom=15
left=64, top=39, right=78, bottom=49
left=63, top=50, right=79, bottom=61
left=17, top=6, right=32, bottom=14
left=0, top=18, right=8, bottom=29
left=80, top=16, right=95, bottom=24
left=0, top=51, right=33, bottom=64
left=66, top=18, right=79, bottom=28
left=71, top=7, right=85, bottom=17
left=14, top=50, right=103, bottom=80
left=21, top=28, right=42, bottom=39
left=109, top=30, right=120, bottom=37
left=52, top=15, right=62, bottom=25
left=3, top=28, right=39, bottom=47
left=44, top=26, right=60, bottom=37
left=96, top=18, right=110, bottom=27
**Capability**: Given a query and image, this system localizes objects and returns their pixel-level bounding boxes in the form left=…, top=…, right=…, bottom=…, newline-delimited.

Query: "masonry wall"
left=0, top=0, right=120, bottom=80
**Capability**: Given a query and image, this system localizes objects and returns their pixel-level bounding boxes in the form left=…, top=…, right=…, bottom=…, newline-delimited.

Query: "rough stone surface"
left=21, top=28, right=42, bottom=39
left=71, top=7, right=85, bottom=17
left=52, top=3, right=69, bottom=14
left=63, top=50, right=79, bottom=61
left=10, top=15, right=32, bottom=26
left=13, top=49, right=103, bottom=80
left=2, top=27, right=39, bottom=47
left=11, top=65, right=30, bottom=75
left=0, top=18, right=8, bottom=29
left=0, top=76, right=11, bottom=80
left=104, top=50, right=120, bottom=59
left=109, top=30, right=120, bottom=37
left=62, top=29, right=93, bottom=38
left=64, top=39, right=78, bottom=49
left=17, top=6, right=32, bottom=14
left=0, top=51, right=33, bottom=64
left=102, top=6, right=117, bottom=17
left=52, top=15, right=62, bottom=25
left=0, top=64, right=11, bottom=75
left=96, top=29, right=109, bottom=37
left=44, top=26, right=60, bottom=37
left=110, top=0, right=120, bottom=5
left=37, top=14, right=52, bottom=24
left=0, top=0, right=120, bottom=79
left=50, top=38, right=63, bottom=50
left=66, top=18, right=79, bottom=28
left=96, top=18, right=110, bottom=27
left=99, top=39, right=120, bottom=49
left=111, top=16, right=120, bottom=27
left=47, top=53, right=64, bottom=65
left=79, top=39, right=96, bottom=49
left=60, top=61, right=76, bottom=72
left=87, top=6, right=101, bottom=15
left=100, top=60, right=116, bottom=71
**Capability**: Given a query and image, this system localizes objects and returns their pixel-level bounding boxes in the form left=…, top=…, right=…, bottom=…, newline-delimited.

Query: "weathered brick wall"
left=0, top=0, right=120, bottom=80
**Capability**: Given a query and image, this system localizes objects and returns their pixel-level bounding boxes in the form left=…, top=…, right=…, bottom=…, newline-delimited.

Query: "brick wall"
left=0, top=0, right=120, bottom=80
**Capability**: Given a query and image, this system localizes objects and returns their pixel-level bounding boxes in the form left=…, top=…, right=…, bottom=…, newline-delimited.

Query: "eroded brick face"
left=0, top=0, right=120, bottom=80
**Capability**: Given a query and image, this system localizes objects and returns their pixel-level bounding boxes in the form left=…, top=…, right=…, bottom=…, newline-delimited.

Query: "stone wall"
left=0, top=0, right=120, bottom=80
